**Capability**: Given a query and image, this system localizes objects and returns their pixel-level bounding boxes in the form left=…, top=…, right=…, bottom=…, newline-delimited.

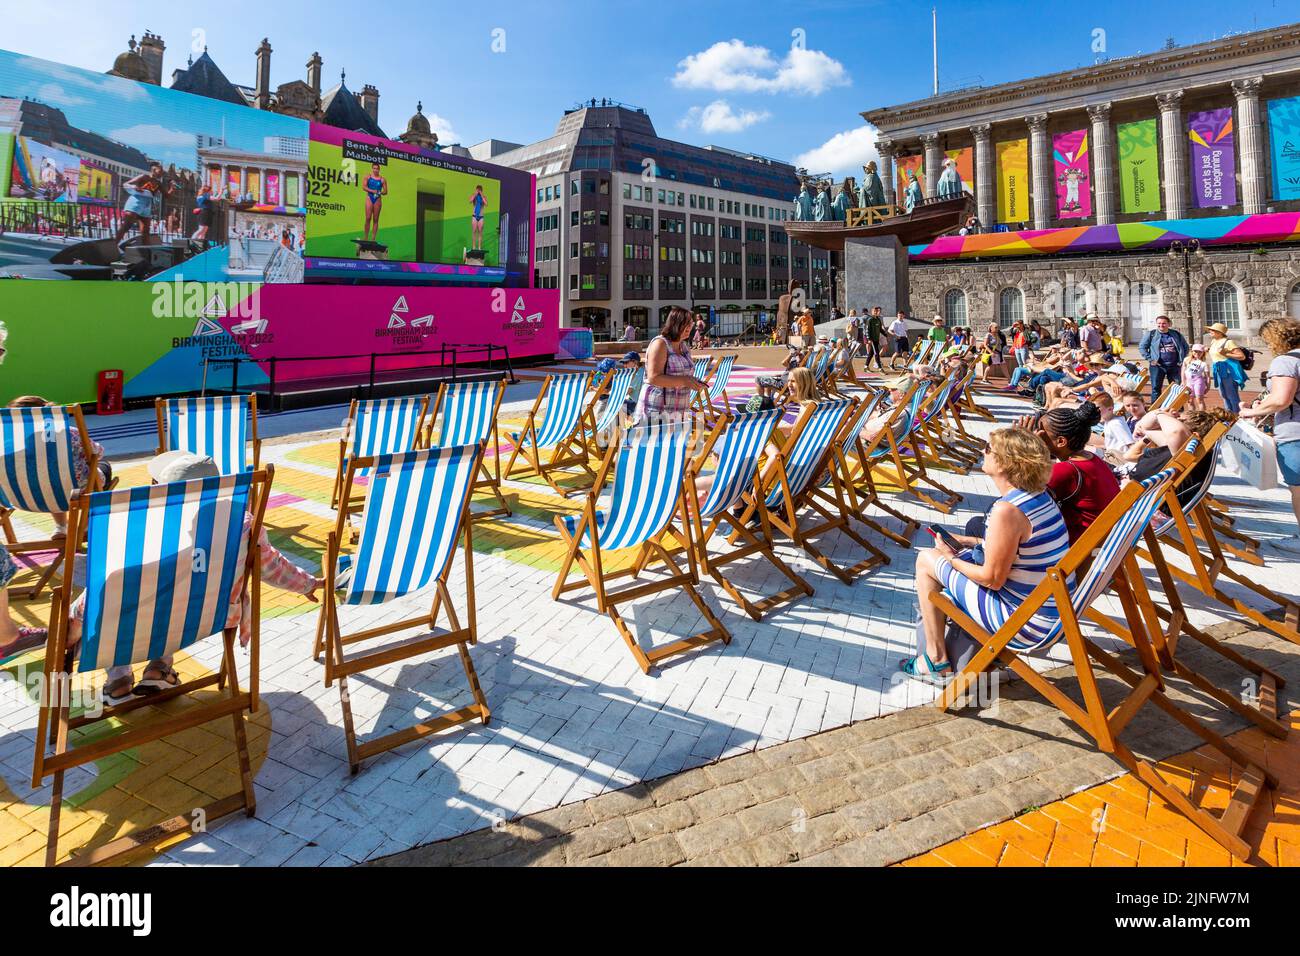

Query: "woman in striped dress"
left=903, top=427, right=1070, bottom=684
left=636, top=307, right=707, bottom=425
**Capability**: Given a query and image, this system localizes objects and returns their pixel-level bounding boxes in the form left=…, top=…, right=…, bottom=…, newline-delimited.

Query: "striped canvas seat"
left=561, top=422, right=688, bottom=550
left=1119, top=373, right=1144, bottom=392
left=341, top=446, right=480, bottom=605
left=707, top=354, right=736, bottom=403
left=553, top=421, right=728, bottom=672
left=77, top=473, right=255, bottom=672
left=0, top=406, right=79, bottom=515
left=319, top=443, right=491, bottom=773
left=1155, top=383, right=1187, bottom=410
left=692, top=356, right=713, bottom=382
left=592, top=367, right=637, bottom=435
left=687, top=410, right=813, bottom=619
left=828, top=391, right=918, bottom=549
left=157, top=395, right=256, bottom=474
left=35, top=466, right=273, bottom=866
left=348, top=397, right=426, bottom=465
left=764, top=399, right=853, bottom=509
left=510, top=372, right=586, bottom=450
left=431, top=381, right=500, bottom=447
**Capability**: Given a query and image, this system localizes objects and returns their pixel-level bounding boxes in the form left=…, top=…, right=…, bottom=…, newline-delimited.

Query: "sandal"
left=132, top=662, right=181, bottom=696
left=899, top=653, right=953, bottom=687
left=102, top=674, right=136, bottom=706
left=0, top=627, right=48, bottom=662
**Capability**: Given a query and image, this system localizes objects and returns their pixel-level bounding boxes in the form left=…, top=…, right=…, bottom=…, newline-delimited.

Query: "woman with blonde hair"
left=903, top=427, right=1070, bottom=684
left=1238, top=318, right=1300, bottom=552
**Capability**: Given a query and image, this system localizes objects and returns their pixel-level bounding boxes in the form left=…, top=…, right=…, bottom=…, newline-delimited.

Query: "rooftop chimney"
left=306, top=51, right=322, bottom=96
left=359, top=84, right=380, bottom=124
left=138, top=31, right=165, bottom=86
left=254, top=38, right=272, bottom=110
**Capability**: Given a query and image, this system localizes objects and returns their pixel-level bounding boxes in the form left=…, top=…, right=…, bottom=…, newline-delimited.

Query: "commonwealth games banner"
left=1188, top=108, right=1236, bottom=208
left=896, top=154, right=925, bottom=202
left=1267, top=95, right=1300, bottom=201
left=1052, top=129, right=1091, bottom=220
left=995, top=139, right=1028, bottom=223
left=1117, top=119, right=1160, bottom=214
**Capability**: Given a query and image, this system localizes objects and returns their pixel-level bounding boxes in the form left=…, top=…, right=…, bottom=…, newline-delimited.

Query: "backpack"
left=1240, top=347, right=1257, bottom=372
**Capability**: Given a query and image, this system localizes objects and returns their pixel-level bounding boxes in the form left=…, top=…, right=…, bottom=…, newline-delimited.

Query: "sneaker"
left=0, top=627, right=47, bottom=663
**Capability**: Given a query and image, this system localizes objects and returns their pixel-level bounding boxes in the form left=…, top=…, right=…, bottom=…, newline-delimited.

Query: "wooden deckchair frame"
left=1, top=404, right=108, bottom=601
left=317, top=447, right=491, bottom=774
left=931, top=477, right=1276, bottom=861
left=426, top=379, right=511, bottom=520
left=836, top=390, right=921, bottom=549
left=330, top=395, right=430, bottom=516
left=683, top=413, right=813, bottom=620
left=913, top=376, right=980, bottom=475
left=1084, top=428, right=1289, bottom=741
left=860, top=381, right=963, bottom=515
left=552, top=428, right=729, bottom=673
left=502, top=372, right=595, bottom=496
left=581, top=367, right=636, bottom=462
left=154, top=393, right=262, bottom=471
left=33, top=466, right=274, bottom=867
left=692, top=353, right=738, bottom=420
left=736, top=400, right=889, bottom=584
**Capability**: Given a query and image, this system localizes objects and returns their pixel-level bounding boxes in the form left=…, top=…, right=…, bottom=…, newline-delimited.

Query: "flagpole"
left=932, top=7, right=938, bottom=95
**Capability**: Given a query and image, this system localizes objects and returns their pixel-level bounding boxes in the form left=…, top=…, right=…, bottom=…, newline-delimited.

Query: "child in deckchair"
left=63, top=452, right=322, bottom=703
left=0, top=543, right=47, bottom=661
left=7, top=395, right=113, bottom=539
left=904, top=427, right=1069, bottom=685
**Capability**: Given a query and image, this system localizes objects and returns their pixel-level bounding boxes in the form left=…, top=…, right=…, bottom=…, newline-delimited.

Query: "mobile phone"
left=926, top=525, right=961, bottom=550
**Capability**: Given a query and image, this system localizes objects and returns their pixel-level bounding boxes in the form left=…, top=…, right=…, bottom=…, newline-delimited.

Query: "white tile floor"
left=3, top=390, right=1297, bottom=865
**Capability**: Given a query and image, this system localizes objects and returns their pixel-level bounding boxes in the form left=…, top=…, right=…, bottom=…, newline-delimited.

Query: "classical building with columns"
left=864, top=23, right=1300, bottom=343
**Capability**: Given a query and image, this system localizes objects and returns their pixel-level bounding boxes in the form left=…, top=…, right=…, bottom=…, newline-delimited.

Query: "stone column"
left=876, top=138, right=896, bottom=208
left=1232, top=76, right=1266, bottom=215
left=972, top=123, right=995, bottom=227
left=1157, top=90, right=1187, bottom=220
left=1027, top=113, right=1052, bottom=229
left=1087, top=102, right=1116, bottom=225
left=921, top=132, right=942, bottom=197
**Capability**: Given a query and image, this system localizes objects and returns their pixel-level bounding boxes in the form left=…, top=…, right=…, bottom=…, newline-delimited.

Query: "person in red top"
left=1029, top=401, right=1120, bottom=542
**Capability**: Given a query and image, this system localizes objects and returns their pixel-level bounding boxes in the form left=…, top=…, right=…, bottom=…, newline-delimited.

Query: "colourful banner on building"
left=1267, top=95, right=1300, bottom=201
left=907, top=210, right=1300, bottom=262
left=944, top=146, right=974, bottom=193
left=1117, top=119, right=1160, bottom=214
left=1052, top=129, right=1091, bottom=220
left=896, top=154, right=924, bottom=202
left=995, top=138, right=1028, bottom=223
left=1188, top=107, right=1237, bottom=208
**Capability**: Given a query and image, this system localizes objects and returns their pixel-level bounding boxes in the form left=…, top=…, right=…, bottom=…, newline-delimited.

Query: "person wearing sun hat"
left=1206, top=321, right=1247, bottom=414
left=65, top=451, right=323, bottom=704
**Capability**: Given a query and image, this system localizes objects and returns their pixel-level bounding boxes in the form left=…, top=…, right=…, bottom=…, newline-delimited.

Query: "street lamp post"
left=1168, top=238, right=1202, bottom=342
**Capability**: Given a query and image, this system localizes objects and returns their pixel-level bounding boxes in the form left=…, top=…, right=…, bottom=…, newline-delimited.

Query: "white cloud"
left=673, top=40, right=849, bottom=96
left=679, top=100, right=771, bottom=134
left=15, top=55, right=148, bottom=101
left=794, top=125, right=881, bottom=178
left=424, top=113, right=460, bottom=144
left=107, top=123, right=198, bottom=151
left=33, top=83, right=90, bottom=108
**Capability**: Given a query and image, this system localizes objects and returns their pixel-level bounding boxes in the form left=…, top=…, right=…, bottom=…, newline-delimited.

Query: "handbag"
left=1220, top=421, right=1278, bottom=491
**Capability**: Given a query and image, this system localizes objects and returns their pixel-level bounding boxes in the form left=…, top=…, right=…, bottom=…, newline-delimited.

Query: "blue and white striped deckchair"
left=694, top=354, right=737, bottom=417
left=862, top=377, right=963, bottom=514
left=692, top=356, right=713, bottom=383
left=332, top=395, right=430, bottom=514
left=553, top=421, right=728, bottom=673
left=685, top=410, right=812, bottom=619
left=155, top=395, right=260, bottom=475
left=585, top=367, right=638, bottom=458
left=932, top=464, right=1274, bottom=862
left=428, top=378, right=510, bottom=518
left=1118, top=373, right=1145, bottom=393
left=909, top=340, right=937, bottom=370
left=35, top=467, right=274, bottom=866
left=819, top=392, right=916, bottom=549
left=320, top=443, right=490, bottom=773
left=504, top=371, right=594, bottom=495
left=0, top=404, right=101, bottom=599
left=741, top=398, right=888, bottom=583
left=1154, top=382, right=1188, bottom=411
left=912, top=374, right=979, bottom=474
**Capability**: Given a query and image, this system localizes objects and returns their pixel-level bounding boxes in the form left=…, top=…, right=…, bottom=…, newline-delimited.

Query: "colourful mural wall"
left=907, top=211, right=1300, bottom=262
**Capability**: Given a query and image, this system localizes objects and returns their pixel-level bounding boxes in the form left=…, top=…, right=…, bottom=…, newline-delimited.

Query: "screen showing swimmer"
left=305, top=124, right=531, bottom=285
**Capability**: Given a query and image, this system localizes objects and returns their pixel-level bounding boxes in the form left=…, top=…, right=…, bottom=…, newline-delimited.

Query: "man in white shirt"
left=888, top=313, right=910, bottom=370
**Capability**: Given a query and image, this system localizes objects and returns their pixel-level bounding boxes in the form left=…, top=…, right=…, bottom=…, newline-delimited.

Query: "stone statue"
left=793, top=181, right=813, bottom=221
left=859, top=162, right=885, bottom=207
left=937, top=157, right=963, bottom=200
left=903, top=170, right=923, bottom=214
left=814, top=182, right=832, bottom=222
left=831, top=179, right=852, bottom=221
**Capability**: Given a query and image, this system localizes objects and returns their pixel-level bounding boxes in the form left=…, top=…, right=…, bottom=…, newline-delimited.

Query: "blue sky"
left=4, top=0, right=1295, bottom=176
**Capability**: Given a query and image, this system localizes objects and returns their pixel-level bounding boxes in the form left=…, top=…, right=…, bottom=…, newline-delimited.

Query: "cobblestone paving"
left=372, top=621, right=1298, bottom=866
left=1, top=379, right=1296, bottom=865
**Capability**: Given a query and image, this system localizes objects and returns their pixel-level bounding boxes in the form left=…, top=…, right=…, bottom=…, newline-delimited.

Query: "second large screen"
left=305, top=124, right=529, bottom=285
